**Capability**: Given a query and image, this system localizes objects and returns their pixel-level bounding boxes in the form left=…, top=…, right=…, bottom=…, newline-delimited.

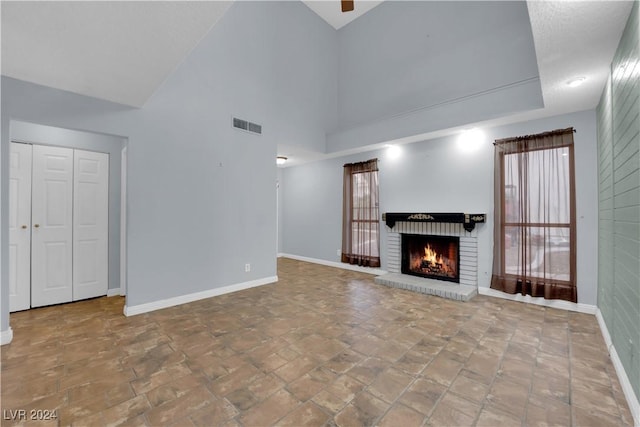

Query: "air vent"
left=233, top=117, right=262, bottom=135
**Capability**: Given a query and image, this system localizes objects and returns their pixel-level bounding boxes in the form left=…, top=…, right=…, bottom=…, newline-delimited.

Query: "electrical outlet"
left=245, top=263, right=251, bottom=272
left=337, top=249, right=341, bottom=256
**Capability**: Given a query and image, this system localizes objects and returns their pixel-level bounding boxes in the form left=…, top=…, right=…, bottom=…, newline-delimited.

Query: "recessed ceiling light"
left=566, top=77, right=586, bottom=87
left=276, top=156, right=288, bottom=165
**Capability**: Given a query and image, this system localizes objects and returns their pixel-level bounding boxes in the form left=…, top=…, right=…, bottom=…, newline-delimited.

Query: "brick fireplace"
left=375, top=213, right=485, bottom=301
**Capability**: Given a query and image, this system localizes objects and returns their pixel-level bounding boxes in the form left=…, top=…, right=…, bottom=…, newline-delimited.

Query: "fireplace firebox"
left=401, top=234, right=460, bottom=283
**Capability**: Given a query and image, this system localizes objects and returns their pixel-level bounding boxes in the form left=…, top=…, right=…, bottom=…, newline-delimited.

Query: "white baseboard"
left=123, top=276, right=278, bottom=317
left=107, top=288, right=122, bottom=297
left=596, top=309, right=640, bottom=427
left=1, top=327, right=13, bottom=345
left=477, top=287, right=597, bottom=314
left=279, top=253, right=387, bottom=276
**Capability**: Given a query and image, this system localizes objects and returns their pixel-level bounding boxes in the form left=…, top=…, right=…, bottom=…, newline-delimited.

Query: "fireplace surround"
left=375, top=212, right=485, bottom=301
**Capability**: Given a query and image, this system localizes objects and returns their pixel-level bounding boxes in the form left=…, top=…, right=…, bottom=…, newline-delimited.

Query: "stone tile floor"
left=0, top=258, right=633, bottom=426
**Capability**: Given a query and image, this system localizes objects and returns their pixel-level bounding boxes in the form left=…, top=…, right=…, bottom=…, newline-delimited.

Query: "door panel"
left=31, top=145, right=73, bottom=307
left=44, top=180, right=70, bottom=226
left=9, top=143, right=32, bottom=312
left=44, top=242, right=69, bottom=287
left=73, top=149, right=109, bottom=301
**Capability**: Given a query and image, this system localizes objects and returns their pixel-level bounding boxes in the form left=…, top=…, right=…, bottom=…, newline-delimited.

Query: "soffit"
left=279, top=0, right=634, bottom=166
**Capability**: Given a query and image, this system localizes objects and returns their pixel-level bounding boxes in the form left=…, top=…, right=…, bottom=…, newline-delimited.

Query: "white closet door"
left=31, top=145, right=74, bottom=307
left=73, top=149, right=109, bottom=301
left=9, top=143, right=32, bottom=312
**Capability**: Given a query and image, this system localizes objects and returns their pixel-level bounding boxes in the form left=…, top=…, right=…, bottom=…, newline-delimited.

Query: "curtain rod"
left=493, top=127, right=575, bottom=146
left=343, top=158, right=378, bottom=167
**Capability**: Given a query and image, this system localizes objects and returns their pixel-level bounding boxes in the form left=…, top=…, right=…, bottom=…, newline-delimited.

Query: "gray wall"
left=1, top=1, right=337, bottom=332
left=597, top=1, right=640, bottom=399
left=277, top=168, right=284, bottom=255
left=10, top=121, right=124, bottom=292
left=281, top=109, right=599, bottom=305
left=328, top=1, right=543, bottom=153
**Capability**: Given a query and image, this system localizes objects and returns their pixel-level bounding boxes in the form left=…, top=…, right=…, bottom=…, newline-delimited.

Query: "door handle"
left=21, top=225, right=27, bottom=229
left=34, top=224, right=40, bottom=228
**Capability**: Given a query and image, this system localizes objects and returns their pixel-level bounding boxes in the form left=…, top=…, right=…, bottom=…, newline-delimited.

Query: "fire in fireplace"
left=401, top=234, right=460, bottom=283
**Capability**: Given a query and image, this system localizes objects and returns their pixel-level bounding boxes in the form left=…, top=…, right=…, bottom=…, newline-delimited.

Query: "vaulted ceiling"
left=1, top=1, right=634, bottom=163
left=1, top=1, right=232, bottom=107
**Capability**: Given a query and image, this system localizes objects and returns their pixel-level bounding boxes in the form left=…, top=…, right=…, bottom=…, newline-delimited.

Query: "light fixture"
left=276, top=156, right=288, bottom=165
left=457, top=128, right=485, bottom=153
left=385, top=144, right=401, bottom=159
left=566, top=77, right=586, bottom=87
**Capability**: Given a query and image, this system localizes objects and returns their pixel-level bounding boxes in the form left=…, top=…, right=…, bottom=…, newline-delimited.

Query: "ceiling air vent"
left=233, top=117, right=262, bottom=135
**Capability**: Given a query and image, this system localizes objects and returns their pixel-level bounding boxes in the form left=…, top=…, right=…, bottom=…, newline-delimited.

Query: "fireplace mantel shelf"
left=382, top=212, right=486, bottom=232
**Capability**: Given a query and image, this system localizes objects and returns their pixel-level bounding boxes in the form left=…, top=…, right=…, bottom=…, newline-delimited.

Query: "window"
left=342, top=159, right=380, bottom=267
left=491, top=128, right=577, bottom=302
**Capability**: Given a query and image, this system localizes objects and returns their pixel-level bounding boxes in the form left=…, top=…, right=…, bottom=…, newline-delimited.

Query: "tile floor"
left=1, top=258, right=634, bottom=426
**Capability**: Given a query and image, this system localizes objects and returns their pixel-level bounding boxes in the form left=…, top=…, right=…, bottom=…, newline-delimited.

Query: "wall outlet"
left=337, top=249, right=341, bottom=256
left=245, top=263, right=251, bottom=272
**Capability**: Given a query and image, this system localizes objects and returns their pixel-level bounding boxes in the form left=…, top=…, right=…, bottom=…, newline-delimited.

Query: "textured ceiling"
left=1, top=1, right=231, bottom=107
left=528, top=0, right=633, bottom=116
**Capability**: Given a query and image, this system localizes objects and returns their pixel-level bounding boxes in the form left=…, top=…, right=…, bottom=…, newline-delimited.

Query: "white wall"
left=281, top=109, right=599, bottom=305
left=277, top=167, right=284, bottom=255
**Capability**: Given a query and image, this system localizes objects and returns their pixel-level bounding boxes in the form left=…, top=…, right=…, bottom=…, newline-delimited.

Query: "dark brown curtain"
left=491, top=128, right=577, bottom=302
left=342, top=159, right=380, bottom=267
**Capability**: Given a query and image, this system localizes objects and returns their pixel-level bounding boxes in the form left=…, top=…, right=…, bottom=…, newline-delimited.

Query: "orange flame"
left=423, top=244, right=443, bottom=265
left=410, top=244, right=454, bottom=275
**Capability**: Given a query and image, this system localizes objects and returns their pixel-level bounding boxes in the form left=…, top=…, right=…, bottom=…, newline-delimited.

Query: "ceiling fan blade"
left=341, top=0, right=354, bottom=12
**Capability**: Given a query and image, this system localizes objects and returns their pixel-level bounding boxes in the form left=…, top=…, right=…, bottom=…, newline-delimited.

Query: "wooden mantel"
left=382, top=212, right=486, bottom=232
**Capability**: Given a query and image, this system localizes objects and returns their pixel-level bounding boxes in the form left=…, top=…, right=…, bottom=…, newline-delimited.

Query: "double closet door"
left=9, top=143, right=109, bottom=312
